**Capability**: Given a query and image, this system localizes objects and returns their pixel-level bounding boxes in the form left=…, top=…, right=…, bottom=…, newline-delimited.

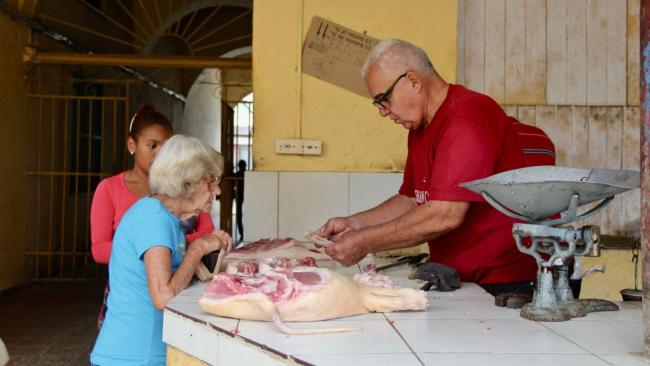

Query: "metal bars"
left=25, top=76, right=130, bottom=280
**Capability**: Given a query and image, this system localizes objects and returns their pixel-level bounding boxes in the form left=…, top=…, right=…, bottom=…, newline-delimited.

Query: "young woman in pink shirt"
left=90, top=104, right=215, bottom=328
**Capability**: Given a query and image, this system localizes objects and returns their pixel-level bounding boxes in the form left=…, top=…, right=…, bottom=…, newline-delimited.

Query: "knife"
left=376, top=253, right=429, bottom=271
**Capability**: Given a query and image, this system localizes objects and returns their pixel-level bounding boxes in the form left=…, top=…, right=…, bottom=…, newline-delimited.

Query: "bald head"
left=361, top=39, right=438, bottom=79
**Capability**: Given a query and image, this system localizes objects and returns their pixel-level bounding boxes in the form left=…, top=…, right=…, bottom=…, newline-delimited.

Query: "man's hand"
left=324, top=231, right=369, bottom=266
left=317, top=216, right=362, bottom=240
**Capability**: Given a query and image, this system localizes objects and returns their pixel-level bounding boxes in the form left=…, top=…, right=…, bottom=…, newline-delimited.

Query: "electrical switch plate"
left=275, top=139, right=323, bottom=155
left=275, top=139, right=302, bottom=154
left=301, top=140, right=322, bottom=155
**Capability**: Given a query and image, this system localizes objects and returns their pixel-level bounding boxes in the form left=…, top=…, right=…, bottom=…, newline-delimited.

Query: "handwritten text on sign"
left=302, top=16, right=379, bottom=97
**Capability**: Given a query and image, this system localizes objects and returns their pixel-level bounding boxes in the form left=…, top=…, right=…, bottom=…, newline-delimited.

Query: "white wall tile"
left=243, top=171, right=279, bottom=240
left=278, top=172, right=348, bottom=238
left=349, top=173, right=402, bottom=214
left=244, top=172, right=405, bottom=241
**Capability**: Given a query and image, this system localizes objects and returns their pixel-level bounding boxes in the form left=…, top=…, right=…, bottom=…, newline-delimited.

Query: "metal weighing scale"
left=461, top=166, right=640, bottom=321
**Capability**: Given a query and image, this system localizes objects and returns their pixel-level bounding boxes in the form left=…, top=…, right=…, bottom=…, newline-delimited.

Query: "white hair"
left=149, top=134, right=224, bottom=198
left=0, top=337, right=9, bottom=366
left=361, top=39, right=437, bottom=78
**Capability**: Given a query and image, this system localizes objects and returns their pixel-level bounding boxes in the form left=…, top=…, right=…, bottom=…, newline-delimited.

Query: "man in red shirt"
left=318, top=39, right=555, bottom=295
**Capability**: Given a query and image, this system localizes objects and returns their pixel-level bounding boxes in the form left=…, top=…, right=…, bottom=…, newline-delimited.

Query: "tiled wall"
left=243, top=171, right=403, bottom=241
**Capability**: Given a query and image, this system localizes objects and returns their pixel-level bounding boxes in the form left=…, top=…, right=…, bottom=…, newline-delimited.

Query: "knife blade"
left=376, top=253, right=429, bottom=271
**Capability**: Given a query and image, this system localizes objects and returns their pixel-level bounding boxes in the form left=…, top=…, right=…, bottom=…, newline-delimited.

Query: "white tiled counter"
left=163, top=262, right=646, bottom=366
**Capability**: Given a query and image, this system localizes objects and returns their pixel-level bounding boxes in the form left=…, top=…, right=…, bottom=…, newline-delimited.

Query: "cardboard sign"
left=302, top=16, right=380, bottom=97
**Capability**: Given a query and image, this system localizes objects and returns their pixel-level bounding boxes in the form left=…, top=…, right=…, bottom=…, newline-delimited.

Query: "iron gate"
left=25, top=65, right=131, bottom=279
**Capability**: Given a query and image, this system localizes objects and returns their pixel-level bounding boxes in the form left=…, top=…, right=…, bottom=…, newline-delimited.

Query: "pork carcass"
left=353, top=264, right=398, bottom=289
left=199, top=266, right=428, bottom=335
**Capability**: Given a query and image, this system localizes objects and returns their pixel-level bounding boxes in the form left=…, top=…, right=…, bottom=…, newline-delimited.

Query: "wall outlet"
left=301, top=139, right=322, bottom=155
left=276, top=139, right=302, bottom=154
left=275, top=139, right=322, bottom=155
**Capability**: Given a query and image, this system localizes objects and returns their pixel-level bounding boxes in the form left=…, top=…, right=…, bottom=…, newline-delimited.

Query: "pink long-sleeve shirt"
left=90, top=172, right=215, bottom=264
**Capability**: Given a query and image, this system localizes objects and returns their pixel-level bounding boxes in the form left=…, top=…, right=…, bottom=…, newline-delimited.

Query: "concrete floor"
left=0, top=281, right=105, bottom=365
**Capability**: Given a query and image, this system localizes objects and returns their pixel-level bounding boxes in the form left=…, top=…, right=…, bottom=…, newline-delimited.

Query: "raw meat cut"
left=225, top=261, right=260, bottom=276
left=222, top=238, right=324, bottom=276
left=225, top=256, right=317, bottom=276
left=226, top=238, right=329, bottom=261
left=199, top=267, right=428, bottom=334
left=304, top=231, right=334, bottom=247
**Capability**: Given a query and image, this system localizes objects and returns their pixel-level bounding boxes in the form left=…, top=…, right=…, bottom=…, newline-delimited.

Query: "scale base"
left=580, top=298, right=619, bottom=312
left=521, top=300, right=586, bottom=321
left=521, top=303, right=572, bottom=322
left=520, top=299, right=617, bottom=321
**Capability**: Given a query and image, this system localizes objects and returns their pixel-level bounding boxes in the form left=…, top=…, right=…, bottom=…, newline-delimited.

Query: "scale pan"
left=460, top=166, right=639, bottom=220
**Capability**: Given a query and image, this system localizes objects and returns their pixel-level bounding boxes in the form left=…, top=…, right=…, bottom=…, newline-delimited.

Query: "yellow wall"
left=0, top=1, right=29, bottom=291
left=252, top=0, right=457, bottom=172
left=167, top=346, right=208, bottom=366
left=582, top=251, right=641, bottom=301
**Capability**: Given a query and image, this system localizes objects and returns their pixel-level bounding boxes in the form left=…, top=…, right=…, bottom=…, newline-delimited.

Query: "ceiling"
left=33, top=0, right=252, bottom=57
left=19, top=0, right=253, bottom=97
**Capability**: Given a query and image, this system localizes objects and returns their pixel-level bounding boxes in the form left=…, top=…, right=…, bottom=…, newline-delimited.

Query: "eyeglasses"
left=205, top=175, right=221, bottom=189
left=372, top=72, right=408, bottom=109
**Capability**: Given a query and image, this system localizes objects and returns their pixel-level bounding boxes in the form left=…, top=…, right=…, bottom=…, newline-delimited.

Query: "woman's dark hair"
left=128, top=104, right=173, bottom=140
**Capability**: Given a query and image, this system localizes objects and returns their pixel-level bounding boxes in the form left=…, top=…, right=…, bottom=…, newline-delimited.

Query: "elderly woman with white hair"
left=90, top=135, right=232, bottom=366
